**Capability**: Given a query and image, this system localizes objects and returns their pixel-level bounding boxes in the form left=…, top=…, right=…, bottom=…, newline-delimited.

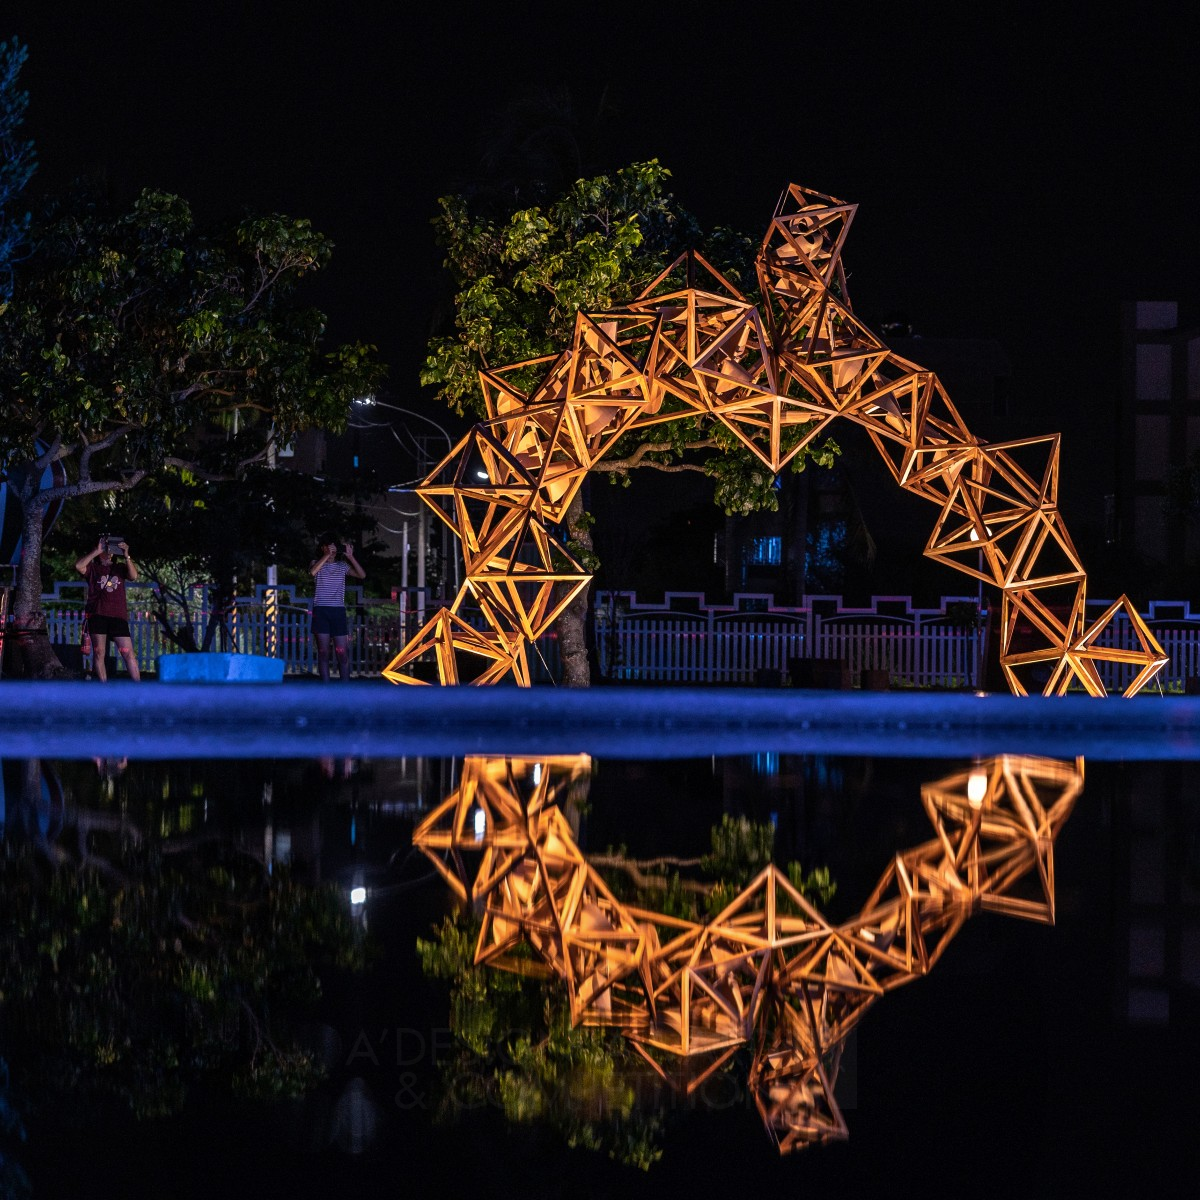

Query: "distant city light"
left=473, top=807, right=486, bottom=841
left=350, top=886, right=367, bottom=905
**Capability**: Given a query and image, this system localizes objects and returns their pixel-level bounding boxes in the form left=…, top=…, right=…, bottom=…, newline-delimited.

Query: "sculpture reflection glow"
left=414, top=753, right=1083, bottom=1153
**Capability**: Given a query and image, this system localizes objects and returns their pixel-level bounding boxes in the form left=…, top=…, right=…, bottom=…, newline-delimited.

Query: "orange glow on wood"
left=416, top=753, right=1083, bottom=1153
left=386, top=184, right=1166, bottom=694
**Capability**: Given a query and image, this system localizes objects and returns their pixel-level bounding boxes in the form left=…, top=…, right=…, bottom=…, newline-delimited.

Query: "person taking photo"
left=309, top=536, right=365, bottom=681
left=74, top=537, right=141, bottom=682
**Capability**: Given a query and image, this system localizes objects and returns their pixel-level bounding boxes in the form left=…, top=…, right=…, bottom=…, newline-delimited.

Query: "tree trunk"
left=782, top=472, right=810, bottom=605
left=557, top=492, right=594, bottom=687
left=723, top=514, right=739, bottom=596
left=5, top=478, right=68, bottom=679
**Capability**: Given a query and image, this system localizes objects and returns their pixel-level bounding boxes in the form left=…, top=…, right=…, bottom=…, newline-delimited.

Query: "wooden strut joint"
left=414, top=753, right=1083, bottom=1154
left=383, top=185, right=1166, bottom=694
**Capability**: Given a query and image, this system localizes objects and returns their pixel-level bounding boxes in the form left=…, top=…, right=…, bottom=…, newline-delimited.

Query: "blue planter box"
left=157, top=652, right=284, bottom=683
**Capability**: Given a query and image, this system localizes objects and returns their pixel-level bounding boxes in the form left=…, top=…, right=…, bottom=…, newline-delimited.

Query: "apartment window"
left=1135, top=415, right=1170, bottom=479
left=746, top=536, right=782, bottom=566
left=1136, top=343, right=1172, bottom=401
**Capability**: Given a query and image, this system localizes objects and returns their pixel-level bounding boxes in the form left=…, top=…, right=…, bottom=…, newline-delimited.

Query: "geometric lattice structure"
left=384, top=183, right=1167, bottom=695
left=414, top=752, right=1083, bottom=1153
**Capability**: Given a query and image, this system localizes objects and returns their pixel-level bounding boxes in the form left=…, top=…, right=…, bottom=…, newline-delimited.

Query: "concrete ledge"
left=0, top=683, right=1199, bottom=760
left=157, top=652, right=285, bottom=683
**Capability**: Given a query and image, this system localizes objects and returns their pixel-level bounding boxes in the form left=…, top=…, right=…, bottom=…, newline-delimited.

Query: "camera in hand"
left=104, top=536, right=125, bottom=555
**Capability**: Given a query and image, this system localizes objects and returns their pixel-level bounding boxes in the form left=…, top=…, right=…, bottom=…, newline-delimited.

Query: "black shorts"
left=88, top=615, right=131, bottom=639
left=311, top=605, right=349, bottom=637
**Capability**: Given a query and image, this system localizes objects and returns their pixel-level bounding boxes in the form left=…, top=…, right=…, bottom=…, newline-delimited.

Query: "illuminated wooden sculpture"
left=414, top=752, right=1083, bottom=1153
left=384, top=183, right=1166, bottom=695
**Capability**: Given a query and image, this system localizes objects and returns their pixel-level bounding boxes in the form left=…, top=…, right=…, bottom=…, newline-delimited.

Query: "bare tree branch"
left=79, top=423, right=138, bottom=482
left=589, top=852, right=708, bottom=894
left=598, top=437, right=718, bottom=475
left=32, top=469, right=148, bottom=509
left=31, top=433, right=63, bottom=471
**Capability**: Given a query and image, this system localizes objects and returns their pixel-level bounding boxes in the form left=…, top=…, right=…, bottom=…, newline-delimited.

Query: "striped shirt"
left=313, top=560, right=350, bottom=606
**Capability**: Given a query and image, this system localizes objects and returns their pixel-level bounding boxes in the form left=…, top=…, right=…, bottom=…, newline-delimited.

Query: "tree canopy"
left=420, top=160, right=838, bottom=518
left=0, top=184, right=384, bottom=673
left=0, top=758, right=364, bottom=1125
left=0, top=37, right=36, bottom=308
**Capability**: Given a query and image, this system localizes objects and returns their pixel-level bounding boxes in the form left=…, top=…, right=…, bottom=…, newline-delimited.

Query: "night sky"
left=11, top=3, right=1200, bottom=506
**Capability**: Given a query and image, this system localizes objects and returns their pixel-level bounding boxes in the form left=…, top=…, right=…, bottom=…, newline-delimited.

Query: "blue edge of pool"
left=2, top=682, right=1200, bottom=760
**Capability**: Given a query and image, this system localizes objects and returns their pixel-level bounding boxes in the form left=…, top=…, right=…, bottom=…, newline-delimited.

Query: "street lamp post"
left=372, top=402, right=460, bottom=637
left=969, top=524, right=988, bottom=690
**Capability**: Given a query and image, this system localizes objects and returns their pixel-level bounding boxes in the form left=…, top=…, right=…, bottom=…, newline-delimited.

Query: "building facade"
left=1117, top=302, right=1200, bottom=577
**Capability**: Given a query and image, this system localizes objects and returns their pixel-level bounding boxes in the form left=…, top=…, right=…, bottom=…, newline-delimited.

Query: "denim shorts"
left=311, top=605, right=348, bottom=637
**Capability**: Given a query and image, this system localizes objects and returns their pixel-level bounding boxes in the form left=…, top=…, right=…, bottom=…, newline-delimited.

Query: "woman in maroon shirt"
left=74, top=537, right=142, bottom=682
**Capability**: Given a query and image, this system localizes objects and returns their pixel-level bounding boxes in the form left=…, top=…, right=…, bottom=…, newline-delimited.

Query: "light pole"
left=969, top=524, right=989, bottom=690
left=369, top=401, right=460, bottom=632
left=264, top=435, right=279, bottom=657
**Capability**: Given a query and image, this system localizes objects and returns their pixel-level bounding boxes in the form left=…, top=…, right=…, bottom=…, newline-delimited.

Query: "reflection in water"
left=0, top=758, right=365, bottom=1131
left=415, top=753, right=1083, bottom=1154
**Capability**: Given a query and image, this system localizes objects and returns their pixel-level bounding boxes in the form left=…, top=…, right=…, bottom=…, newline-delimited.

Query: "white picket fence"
left=593, top=591, right=1200, bottom=691
left=595, top=613, right=980, bottom=687
left=40, top=598, right=393, bottom=677
left=28, top=582, right=564, bottom=681
left=812, top=622, right=978, bottom=688
left=593, top=615, right=803, bottom=683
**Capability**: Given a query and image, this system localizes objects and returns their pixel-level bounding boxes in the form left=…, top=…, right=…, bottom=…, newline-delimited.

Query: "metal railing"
left=26, top=583, right=561, bottom=682
left=10, top=582, right=1200, bottom=690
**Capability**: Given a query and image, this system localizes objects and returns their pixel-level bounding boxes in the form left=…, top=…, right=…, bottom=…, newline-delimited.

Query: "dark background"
left=11, top=2, right=1200, bottom=556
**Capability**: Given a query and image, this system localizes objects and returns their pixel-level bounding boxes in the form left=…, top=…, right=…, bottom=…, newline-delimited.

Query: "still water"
left=1, top=747, right=1197, bottom=1198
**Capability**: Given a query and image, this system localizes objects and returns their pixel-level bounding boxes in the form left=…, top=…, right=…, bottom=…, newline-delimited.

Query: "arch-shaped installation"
left=414, top=752, right=1083, bottom=1153
left=383, top=184, right=1167, bottom=696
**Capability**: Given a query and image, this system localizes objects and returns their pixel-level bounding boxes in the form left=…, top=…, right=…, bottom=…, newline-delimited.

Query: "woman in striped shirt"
left=309, top=537, right=366, bottom=681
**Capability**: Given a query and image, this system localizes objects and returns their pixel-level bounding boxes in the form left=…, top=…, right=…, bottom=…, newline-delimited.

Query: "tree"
left=0, top=1055, right=28, bottom=1200
left=418, top=912, right=665, bottom=1171
left=0, top=185, right=384, bottom=676
left=0, top=37, right=36, bottom=308
left=420, top=162, right=837, bottom=685
left=0, top=758, right=365, bottom=1122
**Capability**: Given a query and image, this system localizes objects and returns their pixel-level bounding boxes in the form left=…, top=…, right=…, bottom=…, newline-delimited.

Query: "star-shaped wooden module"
left=411, top=754, right=591, bottom=902
left=379, top=603, right=530, bottom=686
left=749, top=998, right=849, bottom=1152
left=1068, top=595, right=1171, bottom=698
left=472, top=805, right=653, bottom=1029
left=463, top=512, right=590, bottom=642
left=852, top=369, right=977, bottom=502
left=756, top=184, right=857, bottom=306
left=920, top=754, right=1082, bottom=923
left=925, top=436, right=1086, bottom=592
left=629, top=865, right=829, bottom=1066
